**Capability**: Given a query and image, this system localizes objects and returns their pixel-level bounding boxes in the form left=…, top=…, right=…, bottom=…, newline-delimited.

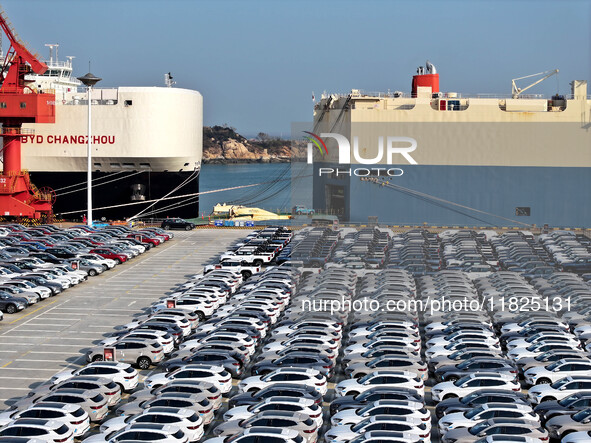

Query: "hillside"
left=203, top=125, right=306, bottom=163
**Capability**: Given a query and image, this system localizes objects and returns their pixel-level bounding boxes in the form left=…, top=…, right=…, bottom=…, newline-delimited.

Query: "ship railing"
left=320, top=91, right=571, bottom=101
left=63, top=99, right=118, bottom=106
left=23, top=88, right=56, bottom=95
left=43, top=60, right=73, bottom=69
left=0, top=127, right=34, bottom=136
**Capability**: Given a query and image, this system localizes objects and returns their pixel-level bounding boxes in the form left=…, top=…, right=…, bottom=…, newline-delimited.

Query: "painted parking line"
left=0, top=376, right=50, bottom=380
left=0, top=367, right=58, bottom=371
left=1, top=298, right=66, bottom=328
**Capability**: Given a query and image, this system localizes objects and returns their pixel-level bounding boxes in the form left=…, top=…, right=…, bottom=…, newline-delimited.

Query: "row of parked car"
left=0, top=226, right=297, bottom=442
left=0, top=223, right=170, bottom=320
left=1, top=225, right=590, bottom=443
left=383, top=229, right=591, bottom=282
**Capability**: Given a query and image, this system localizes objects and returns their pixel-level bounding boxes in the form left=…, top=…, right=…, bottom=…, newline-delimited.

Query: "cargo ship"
left=310, top=62, right=591, bottom=228
left=9, top=45, right=203, bottom=221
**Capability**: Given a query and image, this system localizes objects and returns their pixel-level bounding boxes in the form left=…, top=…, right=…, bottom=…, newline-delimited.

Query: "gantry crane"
left=0, top=7, right=55, bottom=219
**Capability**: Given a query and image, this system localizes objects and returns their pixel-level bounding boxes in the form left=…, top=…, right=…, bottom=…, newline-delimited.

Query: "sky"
left=2, top=0, right=589, bottom=136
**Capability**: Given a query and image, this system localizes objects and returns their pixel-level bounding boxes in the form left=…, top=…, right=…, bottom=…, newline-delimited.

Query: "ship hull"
left=30, top=170, right=200, bottom=221
left=313, top=163, right=590, bottom=228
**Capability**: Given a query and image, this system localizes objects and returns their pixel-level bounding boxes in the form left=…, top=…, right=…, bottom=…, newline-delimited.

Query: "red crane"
left=0, top=8, right=55, bottom=219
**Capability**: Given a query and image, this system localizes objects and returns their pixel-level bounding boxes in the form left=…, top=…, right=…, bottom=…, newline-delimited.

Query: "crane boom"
left=0, top=7, right=47, bottom=74
left=511, top=69, right=559, bottom=98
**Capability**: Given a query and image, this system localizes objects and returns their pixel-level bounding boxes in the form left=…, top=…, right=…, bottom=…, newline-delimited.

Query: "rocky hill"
left=203, top=126, right=306, bottom=164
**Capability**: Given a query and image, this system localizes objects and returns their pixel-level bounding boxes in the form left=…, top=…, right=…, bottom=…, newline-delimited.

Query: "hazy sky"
left=2, top=0, right=589, bottom=136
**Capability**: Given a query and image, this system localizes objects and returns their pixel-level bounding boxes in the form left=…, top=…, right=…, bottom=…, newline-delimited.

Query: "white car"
left=426, top=333, right=499, bottom=348
left=239, top=368, right=327, bottom=395
left=323, top=416, right=431, bottom=442
left=83, top=423, right=188, bottom=443
left=145, top=365, right=232, bottom=393
left=0, top=418, right=74, bottom=443
left=562, top=430, right=591, bottom=442
left=426, top=340, right=501, bottom=359
left=528, top=377, right=591, bottom=404
left=100, top=330, right=175, bottom=354
left=506, top=333, right=580, bottom=351
left=508, top=341, right=582, bottom=361
left=222, top=396, right=323, bottom=428
left=76, top=253, right=117, bottom=269
left=0, top=403, right=90, bottom=437
left=262, top=335, right=338, bottom=353
left=501, top=319, right=569, bottom=335
left=98, top=407, right=204, bottom=442
left=50, top=361, right=138, bottom=392
left=335, top=371, right=424, bottom=397
left=344, top=340, right=420, bottom=355
left=330, top=400, right=429, bottom=427
left=152, top=297, right=216, bottom=318
left=523, top=359, right=591, bottom=386
left=181, top=332, right=256, bottom=355
left=204, top=427, right=302, bottom=443
left=438, top=403, right=536, bottom=434
left=431, top=373, right=520, bottom=402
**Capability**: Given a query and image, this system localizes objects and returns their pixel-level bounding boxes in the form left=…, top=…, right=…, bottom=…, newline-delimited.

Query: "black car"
left=43, top=247, right=77, bottom=260
left=161, top=218, right=195, bottom=231
left=329, top=387, right=425, bottom=416
left=28, top=252, right=63, bottom=264
left=435, top=389, right=529, bottom=419
left=228, top=384, right=322, bottom=409
left=534, top=392, right=591, bottom=422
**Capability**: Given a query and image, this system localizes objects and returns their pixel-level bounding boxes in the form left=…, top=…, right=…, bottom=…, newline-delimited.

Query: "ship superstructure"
left=311, top=62, right=591, bottom=227
left=0, top=43, right=203, bottom=220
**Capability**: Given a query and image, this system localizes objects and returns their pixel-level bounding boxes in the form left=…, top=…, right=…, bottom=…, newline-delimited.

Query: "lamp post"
left=77, top=72, right=102, bottom=226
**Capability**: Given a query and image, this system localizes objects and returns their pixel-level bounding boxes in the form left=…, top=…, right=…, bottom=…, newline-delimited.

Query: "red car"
left=89, top=247, right=128, bottom=264
left=140, top=228, right=171, bottom=241
left=126, top=233, right=161, bottom=247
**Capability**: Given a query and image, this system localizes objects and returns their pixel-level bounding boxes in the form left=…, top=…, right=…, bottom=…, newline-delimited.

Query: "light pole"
left=77, top=72, right=102, bottom=226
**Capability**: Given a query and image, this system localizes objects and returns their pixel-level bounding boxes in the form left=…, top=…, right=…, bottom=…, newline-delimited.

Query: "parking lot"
left=1, top=225, right=590, bottom=442
left=0, top=228, right=248, bottom=409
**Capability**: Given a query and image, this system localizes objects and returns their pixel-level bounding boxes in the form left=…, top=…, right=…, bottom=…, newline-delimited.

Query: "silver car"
left=17, top=389, right=109, bottom=422
left=26, top=376, right=122, bottom=407
left=86, top=338, right=164, bottom=369
left=213, top=410, right=318, bottom=442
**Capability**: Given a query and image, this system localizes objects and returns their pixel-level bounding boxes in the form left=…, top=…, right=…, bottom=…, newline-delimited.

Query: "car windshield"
left=454, top=375, right=471, bottom=386
left=558, top=395, right=578, bottom=406
left=358, top=374, right=372, bottom=384
left=470, top=421, right=491, bottom=435
left=465, top=405, right=485, bottom=419
left=573, top=408, right=591, bottom=422
left=550, top=378, right=569, bottom=389
left=546, top=361, right=561, bottom=370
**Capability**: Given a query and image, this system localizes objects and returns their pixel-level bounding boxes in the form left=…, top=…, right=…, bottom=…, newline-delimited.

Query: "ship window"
left=20, top=102, right=26, bottom=108
left=124, top=100, right=133, bottom=107
left=0, top=102, right=6, bottom=108
left=93, top=163, right=102, bottom=167
left=515, top=207, right=531, bottom=216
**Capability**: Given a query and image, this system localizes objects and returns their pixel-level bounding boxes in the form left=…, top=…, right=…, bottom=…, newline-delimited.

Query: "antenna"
left=66, top=55, right=75, bottom=68
left=165, top=72, right=176, bottom=88
left=45, top=43, right=58, bottom=64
